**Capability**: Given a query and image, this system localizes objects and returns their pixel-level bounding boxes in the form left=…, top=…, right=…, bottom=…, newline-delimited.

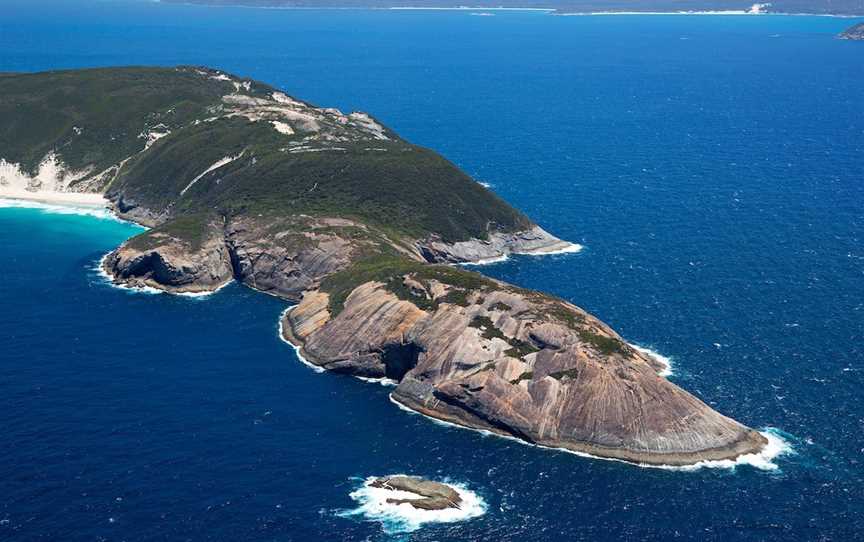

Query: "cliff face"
left=2, top=67, right=769, bottom=466
left=283, top=271, right=767, bottom=466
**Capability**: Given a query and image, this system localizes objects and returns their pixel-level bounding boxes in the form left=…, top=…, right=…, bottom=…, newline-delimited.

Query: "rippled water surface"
left=1, top=3, right=862, bottom=540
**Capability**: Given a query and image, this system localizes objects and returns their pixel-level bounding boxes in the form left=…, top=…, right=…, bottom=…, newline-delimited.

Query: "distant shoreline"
left=153, top=1, right=864, bottom=17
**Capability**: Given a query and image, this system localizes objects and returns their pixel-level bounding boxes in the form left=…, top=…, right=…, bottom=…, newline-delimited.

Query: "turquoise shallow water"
left=1, top=3, right=863, bottom=540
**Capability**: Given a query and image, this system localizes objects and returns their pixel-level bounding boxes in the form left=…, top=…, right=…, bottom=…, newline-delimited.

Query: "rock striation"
left=283, top=269, right=767, bottom=466
left=0, top=67, right=768, bottom=467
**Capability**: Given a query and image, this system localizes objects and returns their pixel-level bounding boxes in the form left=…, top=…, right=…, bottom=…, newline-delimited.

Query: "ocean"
left=1, top=2, right=862, bottom=540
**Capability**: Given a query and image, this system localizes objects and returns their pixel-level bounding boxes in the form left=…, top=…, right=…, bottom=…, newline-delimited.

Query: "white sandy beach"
left=0, top=189, right=108, bottom=208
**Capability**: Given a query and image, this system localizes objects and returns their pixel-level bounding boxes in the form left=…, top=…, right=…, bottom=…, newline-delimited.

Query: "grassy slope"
left=0, top=67, right=241, bottom=175
left=1, top=67, right=532, bottom=243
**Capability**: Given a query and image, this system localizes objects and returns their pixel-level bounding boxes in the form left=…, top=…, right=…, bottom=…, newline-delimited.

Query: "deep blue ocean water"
left=1, top=2, right=863, bottom=540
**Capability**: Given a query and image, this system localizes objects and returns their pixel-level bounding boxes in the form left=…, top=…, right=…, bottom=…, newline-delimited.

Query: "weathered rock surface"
left=4, top=66, right=769, bottom=468
left=103, top=224, right=234, bottom=293
left=370, top=476, right=463, bottom=511
left=283, top=276, right=768, bottom=466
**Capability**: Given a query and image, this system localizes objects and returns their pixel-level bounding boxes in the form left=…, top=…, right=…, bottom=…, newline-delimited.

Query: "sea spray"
left=631, top=344, right=675, bottom=377
left=337, top=475, right=486, bottom=534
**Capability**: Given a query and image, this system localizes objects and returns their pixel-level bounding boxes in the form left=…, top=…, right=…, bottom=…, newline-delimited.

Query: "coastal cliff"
left=0, top=67, right=768, bottom=466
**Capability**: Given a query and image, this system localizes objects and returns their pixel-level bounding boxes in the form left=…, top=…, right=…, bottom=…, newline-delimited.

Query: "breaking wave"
left=337, top=475, right=486, bottom=534
left=631, top=344, right=674, bottom=377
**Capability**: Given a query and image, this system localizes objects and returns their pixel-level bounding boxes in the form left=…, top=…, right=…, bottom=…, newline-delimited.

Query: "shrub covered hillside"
left=0, top=67, right=532, bottom=244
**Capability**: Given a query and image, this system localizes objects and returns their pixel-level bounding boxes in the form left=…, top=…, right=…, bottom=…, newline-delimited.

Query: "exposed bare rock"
left=283, top=276, right=768, bottom=466
left=103, top=224, right=234, bottom=294
left=4, top=67, right=769, bottom=468
left=370, top=476, right=462, bottom=511
left=224, top=216, right=373, bottom=301
left=417, top=225, right=578, bottom=263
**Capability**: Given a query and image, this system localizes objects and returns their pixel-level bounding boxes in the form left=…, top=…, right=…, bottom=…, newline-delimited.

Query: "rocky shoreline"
left=2, top=66, right=771, bottom=469
left=280, top=281, right=769, bottom=467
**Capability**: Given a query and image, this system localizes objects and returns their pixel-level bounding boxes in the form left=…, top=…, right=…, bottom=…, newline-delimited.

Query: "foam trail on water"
left=337, top=475, right=486, bottom=534
left=631, top=344, right=674, bottom=377
left=390, top=395, right=793, bottom=472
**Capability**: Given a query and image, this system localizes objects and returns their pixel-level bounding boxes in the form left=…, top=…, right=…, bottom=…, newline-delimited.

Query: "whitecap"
left=337, top=475, right=486, bottom=534
left=630, top=343, right=674, bottom=377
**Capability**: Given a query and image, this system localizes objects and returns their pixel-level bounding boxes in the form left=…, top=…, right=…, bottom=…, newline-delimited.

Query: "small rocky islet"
left=369, top=476, right=463, bottom=511
left=0, top=66, right=768, bottom=467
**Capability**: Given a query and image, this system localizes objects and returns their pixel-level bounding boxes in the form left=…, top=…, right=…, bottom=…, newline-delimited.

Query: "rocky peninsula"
left=0, top=66, right=768, bottom=466
left=839, top=22, right=864, bottom=40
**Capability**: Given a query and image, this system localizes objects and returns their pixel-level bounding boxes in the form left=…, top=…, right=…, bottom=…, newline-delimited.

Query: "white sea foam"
left=338, top=475, right=486, bottom=534
left=659, top=428, right=794, bottom=472
left=173, top=279, right=233, bottom=298
left=523, top=242, right=584, bottom=256
left=460, top=254, right=509, bottom=266
left=277, top=307, right=325, bottom=373
left=356, top=376, right=399, bottom=387
left=461, top=243, right=584, bottom=267
left=631, top=344, right=674, bottom=377
left=389, top=395, right=792, bottom=472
